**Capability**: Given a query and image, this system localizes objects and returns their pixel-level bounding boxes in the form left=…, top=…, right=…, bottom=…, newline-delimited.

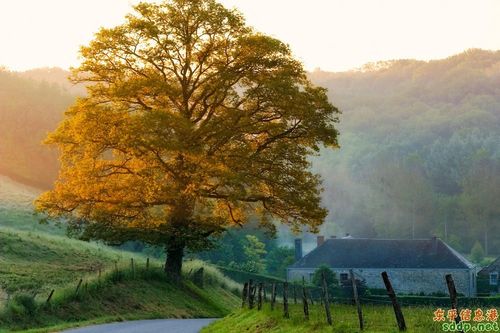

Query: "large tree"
left=35, top=0, right=339, bottom=278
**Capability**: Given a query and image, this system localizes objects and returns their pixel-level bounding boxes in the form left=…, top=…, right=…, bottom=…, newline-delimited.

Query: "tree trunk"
left=165, top=241, right=185, bottom=281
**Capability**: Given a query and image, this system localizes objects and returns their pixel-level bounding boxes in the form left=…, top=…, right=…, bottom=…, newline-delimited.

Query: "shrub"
left=2, top=293, right=37, bottom=322
left=312, top=265, right=338, bottom=287
left=471, top=241, right=485, bottom=263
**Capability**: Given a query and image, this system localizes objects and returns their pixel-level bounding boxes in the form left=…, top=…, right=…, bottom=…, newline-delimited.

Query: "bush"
left=216, top=265, right=284, bottom=286
left=311, top=265, right=338, bottom=287
left=2, top=293, right=37, bottom=322
left=471, top=241, right=485, bottom=263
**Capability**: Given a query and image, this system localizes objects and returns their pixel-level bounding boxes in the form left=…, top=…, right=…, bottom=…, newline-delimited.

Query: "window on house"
left=340, top=273, right=349, bottom=282
left=490, top=272, right=499, bottom=286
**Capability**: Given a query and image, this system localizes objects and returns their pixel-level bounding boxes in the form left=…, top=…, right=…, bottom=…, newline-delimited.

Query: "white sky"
left=0, top=0, right=499, bottom=72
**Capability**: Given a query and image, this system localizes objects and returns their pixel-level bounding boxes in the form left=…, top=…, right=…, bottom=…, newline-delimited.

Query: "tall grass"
left=0, top=259, right=241, bottom=331
left=183, top=259, right=241, bottom=294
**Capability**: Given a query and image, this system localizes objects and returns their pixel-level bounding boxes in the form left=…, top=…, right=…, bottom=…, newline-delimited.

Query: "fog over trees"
left=310, top=49, right=500, bottom=255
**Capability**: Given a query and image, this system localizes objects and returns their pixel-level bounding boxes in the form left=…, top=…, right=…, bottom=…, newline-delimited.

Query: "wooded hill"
left=310, top=49, right=500, bottom=255
left=0, top=49, right=498, bottom=255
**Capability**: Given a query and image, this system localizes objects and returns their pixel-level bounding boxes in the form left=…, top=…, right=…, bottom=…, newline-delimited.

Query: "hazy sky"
left=1, top=0, right=498, bottom=72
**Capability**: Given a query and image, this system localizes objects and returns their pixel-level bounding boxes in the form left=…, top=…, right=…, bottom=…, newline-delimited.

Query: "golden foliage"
left=36, top=0, right=340, bottom=249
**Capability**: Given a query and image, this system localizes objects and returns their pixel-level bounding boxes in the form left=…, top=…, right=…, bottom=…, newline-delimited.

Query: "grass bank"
left=0, top=261, right=240, bottom=332
left=202, top=303, right=444, bottom=333
left=0, top=226, right=131, bottom=297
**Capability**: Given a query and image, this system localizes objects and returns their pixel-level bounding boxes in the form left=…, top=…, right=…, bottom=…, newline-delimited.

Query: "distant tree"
left=233, top=235, right=267, bottom=273
left=312, top=264, right=338, bottom=287
left=266, top=246, right=295, bottom=278
left=470, top=241, right=485, bottom=263
left=461, top=153, right=500, bottom=256
left=35, top=0, right=339, bottom=279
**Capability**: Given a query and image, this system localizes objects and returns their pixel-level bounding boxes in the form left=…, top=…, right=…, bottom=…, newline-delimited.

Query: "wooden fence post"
left=445, top=274, right=463, bottom=330
left=193, top=267, right=204, bottom=287
left=271, top=283, right=276, bottom=310
left=283, top=282, right=290, bottom=318
left=46, top=289, right=55, bottom=305
left=75, top=278, right=83, bottom=295
left=257, top=283, right=263, bottom=310
left=308, top=288, right=314, bottom=305
left=242, top=282, right=249, bottom=308
left=350, top=269, right=364, bottom=331
left=248, top=279, right=254, bottom=309
left=381, top=271, right=406, bottom=331
left=321, top=272, right=332, bottom=325
left=302, top=277, right=309, bottom=320
left=131, top=258, right=135, bottom=278
left=293, top=284, right=297, bottom=304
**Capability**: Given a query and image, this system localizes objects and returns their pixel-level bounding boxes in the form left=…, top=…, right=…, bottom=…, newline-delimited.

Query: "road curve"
left=62, top=318, right=217, bottom=333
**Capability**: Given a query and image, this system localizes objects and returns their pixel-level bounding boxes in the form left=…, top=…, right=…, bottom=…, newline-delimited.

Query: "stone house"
left=478, top=257, right=500, bottom=295
left=287, top=236, right=477, bottom=297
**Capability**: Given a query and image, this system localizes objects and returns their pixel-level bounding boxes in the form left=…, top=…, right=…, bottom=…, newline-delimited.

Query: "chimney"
left=294, top=238, right=303, bottom=261
left=317, top=235, right=325, bottom=247
left=431, top=236, right=438, bottom=255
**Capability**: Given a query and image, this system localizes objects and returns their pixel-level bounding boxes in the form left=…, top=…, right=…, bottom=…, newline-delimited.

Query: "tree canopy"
left=35, top=0, right=339, bottom=277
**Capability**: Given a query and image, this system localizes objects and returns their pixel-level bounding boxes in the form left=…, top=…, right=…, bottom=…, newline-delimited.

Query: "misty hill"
left=0, top=49, right=498, bottom=256
left=0, top=69, right=74, bottom=188
left=310, top=49, right=500, bottom=254
left=20, top=67, right=86, bottom=95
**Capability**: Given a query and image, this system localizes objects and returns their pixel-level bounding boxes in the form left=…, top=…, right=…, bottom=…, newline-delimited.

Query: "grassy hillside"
left=0, top=227, right=131, bottom=296
left=0, top=261, right=240, bottom=332
left=203, top=305, right=443, bottom=333
left=0, top=176, right=39, bottom=211
left=0, top=176, right=58, bottom=235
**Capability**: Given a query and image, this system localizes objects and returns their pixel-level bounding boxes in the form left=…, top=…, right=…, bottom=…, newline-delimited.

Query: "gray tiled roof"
left=479, top=257, right=500, bottom=274
left=289, top=238, right=474, bottom=269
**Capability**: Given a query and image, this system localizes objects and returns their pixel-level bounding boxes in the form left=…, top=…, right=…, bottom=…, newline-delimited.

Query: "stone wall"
left=288, top=267, right=476, bottom=296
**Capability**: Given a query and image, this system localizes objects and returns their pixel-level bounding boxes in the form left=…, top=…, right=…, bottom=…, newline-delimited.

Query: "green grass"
left=202, top=303, right=445, bottom=333
left=0, top=204, right=242, bottom=332
left=0, top=262, right=240, bottom=332
left=0, top=226, right=138, bottom=298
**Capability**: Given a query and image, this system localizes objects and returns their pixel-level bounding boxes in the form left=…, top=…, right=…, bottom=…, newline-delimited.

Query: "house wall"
left=478, top=269, right=500, bottom=295
left=288, top=267, right=476, bottom=297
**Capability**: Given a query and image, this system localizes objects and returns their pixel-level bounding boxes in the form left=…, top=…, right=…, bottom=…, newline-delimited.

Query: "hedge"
left=216, top=266, right=285, bottom=285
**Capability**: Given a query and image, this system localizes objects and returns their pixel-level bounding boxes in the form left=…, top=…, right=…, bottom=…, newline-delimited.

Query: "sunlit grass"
left=0, top=263, right=240, bottom=332
left=203, top=303, right=444, bottom=333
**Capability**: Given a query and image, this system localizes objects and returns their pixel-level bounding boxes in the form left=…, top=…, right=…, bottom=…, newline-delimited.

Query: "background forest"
left=0, top=49, right=498, bottom=275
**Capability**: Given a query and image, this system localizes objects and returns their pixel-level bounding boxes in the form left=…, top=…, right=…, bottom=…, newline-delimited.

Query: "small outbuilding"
left=287, top=236, right=477, bottom=297
left=478, top=257, right=500, bottom=295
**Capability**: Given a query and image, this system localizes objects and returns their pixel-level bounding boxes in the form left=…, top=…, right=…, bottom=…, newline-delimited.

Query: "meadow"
left=203, top=303, right=447, bottom=333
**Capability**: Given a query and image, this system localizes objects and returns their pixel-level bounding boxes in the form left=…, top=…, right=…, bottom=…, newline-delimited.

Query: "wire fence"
left=240, top=272, right=498, bottom=331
